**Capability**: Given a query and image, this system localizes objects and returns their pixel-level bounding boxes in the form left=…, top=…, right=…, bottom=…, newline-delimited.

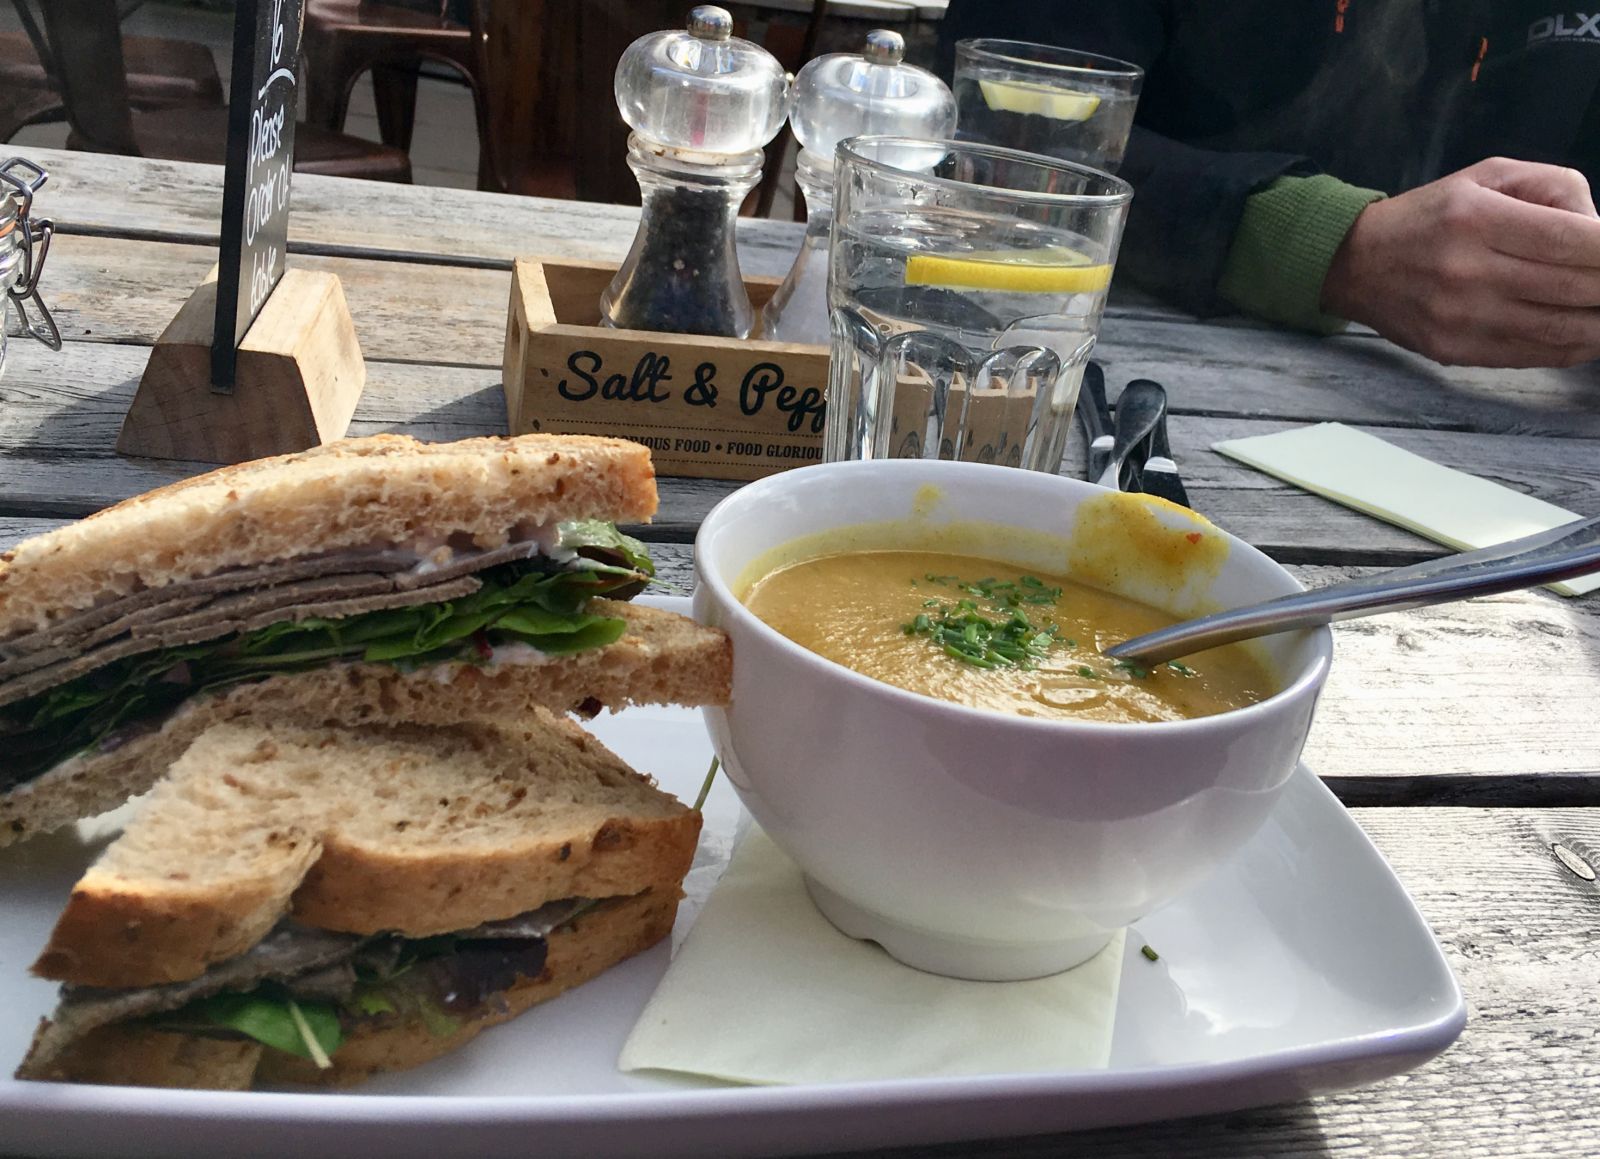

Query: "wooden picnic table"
left=2, top=145, right=1598, bottom=1157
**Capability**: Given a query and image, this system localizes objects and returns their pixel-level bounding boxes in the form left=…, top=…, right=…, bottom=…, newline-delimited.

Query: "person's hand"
left=1320, top=157, right=1600, bottom=368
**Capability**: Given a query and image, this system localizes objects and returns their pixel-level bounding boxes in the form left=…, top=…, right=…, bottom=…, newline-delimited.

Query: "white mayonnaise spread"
left=427, top=642, right=554, bottom=684
left=406, top=521, right=571, bottom=578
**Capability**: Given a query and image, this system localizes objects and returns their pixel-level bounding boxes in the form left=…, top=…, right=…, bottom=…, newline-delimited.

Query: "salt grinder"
left=600, top=6, right=790, bottom=338
left=760, top=30, right=955, bottom=345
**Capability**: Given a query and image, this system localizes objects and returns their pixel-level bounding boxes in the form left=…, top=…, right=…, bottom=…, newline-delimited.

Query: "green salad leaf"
left=2, top=541, right=653, bottom=788
left=189, top=992, right=344, bottom=1064
left=558, top=520, right=655, bottom=579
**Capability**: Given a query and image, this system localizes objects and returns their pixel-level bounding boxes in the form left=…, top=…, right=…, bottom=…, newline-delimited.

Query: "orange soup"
left=743, top=550, right=1273, bottom=723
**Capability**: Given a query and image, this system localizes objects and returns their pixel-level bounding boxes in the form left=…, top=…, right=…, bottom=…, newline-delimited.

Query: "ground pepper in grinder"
left=600, top=6, right=790, bottom=338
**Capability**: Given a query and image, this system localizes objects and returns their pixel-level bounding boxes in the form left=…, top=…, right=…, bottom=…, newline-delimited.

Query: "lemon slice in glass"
left=978, top=79, right=1102, bottom=122
left=905, top=249, right=1113, bottom=294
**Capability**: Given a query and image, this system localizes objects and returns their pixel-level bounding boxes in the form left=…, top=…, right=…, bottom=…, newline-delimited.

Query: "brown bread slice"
left=33, top=712, right=702, bottom=989
left=2, top=599, right=731, bottom=847
left=0, top=433, right=658, bottom=642
left=18, top=1022, right=265, bottom=1090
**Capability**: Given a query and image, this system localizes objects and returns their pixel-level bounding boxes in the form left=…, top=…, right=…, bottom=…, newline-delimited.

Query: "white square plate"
left=0, top=601, right=1465, bottom=1158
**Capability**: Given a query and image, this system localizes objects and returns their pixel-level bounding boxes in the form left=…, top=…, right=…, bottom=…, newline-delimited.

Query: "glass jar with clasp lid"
left=600, top=6, right=790, bottom=338
left=0, top=156, right=61, bottom=380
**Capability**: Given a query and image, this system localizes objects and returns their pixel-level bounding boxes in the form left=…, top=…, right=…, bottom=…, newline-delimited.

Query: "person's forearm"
left=1112, top=127, right=1313, bottom=317
left=1217, top=175, right=1387, bottom=334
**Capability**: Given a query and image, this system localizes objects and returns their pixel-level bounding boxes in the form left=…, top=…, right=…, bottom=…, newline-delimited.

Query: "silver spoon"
left=1105, top=515, right=1600, bottom=665
left=1094, top=380, right=1167, bottom=490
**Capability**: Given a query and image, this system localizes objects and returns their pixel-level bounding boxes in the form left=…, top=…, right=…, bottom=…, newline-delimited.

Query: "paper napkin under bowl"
left=1212, top=421, right=1599, bottom=596
left=619, top=827, right=1124, bottom=1086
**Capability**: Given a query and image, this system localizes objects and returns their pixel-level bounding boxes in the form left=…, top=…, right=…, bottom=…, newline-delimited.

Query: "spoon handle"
left=1105, top=515, right=1600, bottom=665
left=1094, top=380, right=1167, bottom=490
left=1077, top=363, right=1115, bottom=482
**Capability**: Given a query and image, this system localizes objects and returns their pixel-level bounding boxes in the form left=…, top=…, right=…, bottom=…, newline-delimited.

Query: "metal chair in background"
left=17, top=0, right=413, bottom=182
left=2, top=0, right=223, bottom=143
left=301, top=1, right=494, bottom=175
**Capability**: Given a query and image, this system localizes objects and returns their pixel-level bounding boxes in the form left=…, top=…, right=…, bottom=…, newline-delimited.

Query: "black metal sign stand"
left=213, top=0, right=303, bottom=391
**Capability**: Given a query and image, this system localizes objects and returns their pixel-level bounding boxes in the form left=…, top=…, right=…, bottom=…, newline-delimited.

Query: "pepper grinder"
left=600, top=6, right=790, bottom=338
left=760, top=29, right=955, bottom=345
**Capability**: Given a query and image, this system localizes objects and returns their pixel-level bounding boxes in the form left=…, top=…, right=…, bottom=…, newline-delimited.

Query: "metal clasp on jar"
left=0, top=156, right=61, bottom=352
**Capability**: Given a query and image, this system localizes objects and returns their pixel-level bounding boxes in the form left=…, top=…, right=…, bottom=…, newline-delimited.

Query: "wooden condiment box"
left=503, top=258, right=829, bottom=481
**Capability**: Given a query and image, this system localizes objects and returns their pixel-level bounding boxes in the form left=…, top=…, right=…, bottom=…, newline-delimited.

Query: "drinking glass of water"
left=826, top=136, right=1132, bottom=472
left=953, top=40, right=1142, bottom=172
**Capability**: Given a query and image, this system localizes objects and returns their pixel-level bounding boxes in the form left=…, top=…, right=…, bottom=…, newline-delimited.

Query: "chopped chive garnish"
left=1141, top=944, right=1160, bottom=962
left=901, top=571, right=1064, bottom=670
left=693, top=756, right=720, bottom=812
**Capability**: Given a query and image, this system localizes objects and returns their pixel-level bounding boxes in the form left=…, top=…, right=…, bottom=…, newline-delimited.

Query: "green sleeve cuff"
left=1217, top=174, right=1386, bottom=335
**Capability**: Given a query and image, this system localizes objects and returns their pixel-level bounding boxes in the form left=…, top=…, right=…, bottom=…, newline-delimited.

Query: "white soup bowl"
left=693, top=460, right=1332, bottom=981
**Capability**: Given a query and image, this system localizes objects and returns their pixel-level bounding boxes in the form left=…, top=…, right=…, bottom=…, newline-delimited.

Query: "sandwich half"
left=18, top=713, right=700, bottom=1089
left=0, top=433, right=730, bottom=846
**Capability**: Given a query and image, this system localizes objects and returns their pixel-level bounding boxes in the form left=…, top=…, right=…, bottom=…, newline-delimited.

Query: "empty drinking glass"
left=953, top=40, right=1142, bottom=172
left=826, top=137, right=1132, bottom=472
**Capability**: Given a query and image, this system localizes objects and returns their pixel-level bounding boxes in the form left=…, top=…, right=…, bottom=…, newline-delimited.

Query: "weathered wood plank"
left=1292, top=565, right=1600, bottom=789
left=39, top=230, right=1600, bottom=441
left=822, top=806, right=1600, bottom=1158
left=1097, top=315, right=1600, bottom=439
left=24, top=146, right=807, bottom=279
left=42, top=234, right=513, bottom=369
left=632, top=412, right=1600, bottom=562
left=4, top=339, right=1599, bottom=560
left=0, top=517, right=67, bottom=548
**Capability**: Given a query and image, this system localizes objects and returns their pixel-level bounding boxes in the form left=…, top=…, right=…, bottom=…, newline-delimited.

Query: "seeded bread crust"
left=33, top=711, right=702, bottom=988
left=20, top=889, right=677, bottom=1089
left=1, top=599, right=731, bottom=848
left=0, top=433, right=659, bottom=641
left=16, top=1021, right=264, bottom=1089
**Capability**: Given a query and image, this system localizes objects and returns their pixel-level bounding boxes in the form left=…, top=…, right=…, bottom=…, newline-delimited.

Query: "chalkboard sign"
left=212, top=0, right=303, bottom=390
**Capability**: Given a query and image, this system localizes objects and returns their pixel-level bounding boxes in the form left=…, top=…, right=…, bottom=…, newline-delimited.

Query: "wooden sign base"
left=117, top=268, right=366, bottom=463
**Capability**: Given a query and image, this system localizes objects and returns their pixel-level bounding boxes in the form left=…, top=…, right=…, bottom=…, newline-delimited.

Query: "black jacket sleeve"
left=936, top=0, right=1313, bottom=317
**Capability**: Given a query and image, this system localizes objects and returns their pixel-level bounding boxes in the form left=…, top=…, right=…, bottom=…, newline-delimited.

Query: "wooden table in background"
left=4, top=146, right=1600, bottom=1157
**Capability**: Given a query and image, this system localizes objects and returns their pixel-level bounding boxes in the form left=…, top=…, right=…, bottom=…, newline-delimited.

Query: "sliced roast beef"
left=142, top=575, right=485, bottom=650
left=0, top=594, right=216, bottom=684
left=391, top=538, right=549, bottom=590
left=0, top=548, right=425, bottom=666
